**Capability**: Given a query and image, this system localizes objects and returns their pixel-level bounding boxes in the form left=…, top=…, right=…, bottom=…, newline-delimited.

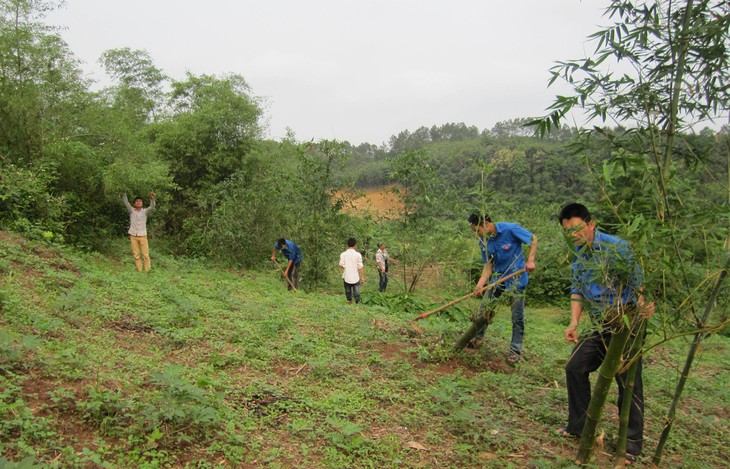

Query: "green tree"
left=151, top=72, right=263, bottom=238
left=532, top=0, right=729, bottom=464
left=388, top=149, right=459, bottom=292
left=292, top=139, right=357, bottom=289
left=490, top=118, right=536, bottom=138
left=0, top=0, right=92, bottom=238
left=98, top=47, right=166, bottom=127
left=429, top=122, right=480, bottom=142
left=489, top=147, right=527, bottom=194
left=0, top=0, right=85, bottom=164
left=192, top=140, right=300, bottom=267
left=387, top=126, right=431, bottom=156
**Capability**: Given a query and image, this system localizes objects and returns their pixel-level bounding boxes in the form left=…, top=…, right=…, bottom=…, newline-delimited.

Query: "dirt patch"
left=22, top=374, right=103, bottom=455
left=0, top=231, right=11, bottom=243
left=271, top=359, right=310, bottom=378
left=338, top=185, right=404, bottom=220
left=30, top=245, right=58, bottom=259
left=428, top=357, right=478, bottom=377
left=108, top=316, right=155, bottom=334
left=370, top=342, right=415, bottom=362
left=365, top=341, right=511, bottom=379
left=51, top=259, right=82, bottom=276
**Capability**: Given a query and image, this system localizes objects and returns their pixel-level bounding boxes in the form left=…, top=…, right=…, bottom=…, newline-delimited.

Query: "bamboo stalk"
left=653, top=256, right=728, bottom=464
left=576, top=326, right=632, bottom=465
left=614, top=321, right=645, bottom=468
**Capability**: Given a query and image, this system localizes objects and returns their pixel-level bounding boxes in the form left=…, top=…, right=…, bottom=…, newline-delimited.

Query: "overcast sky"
left=46, top=0, right=607, bottom=145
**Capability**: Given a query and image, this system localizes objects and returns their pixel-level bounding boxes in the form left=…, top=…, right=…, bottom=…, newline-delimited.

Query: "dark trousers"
left=287, top=263, right=300, bottom=290
left=565, top=330, right=645, bottom=455
left=378, top=270, right=388, bottom=292
left=344, top=281, right=361, bottom=303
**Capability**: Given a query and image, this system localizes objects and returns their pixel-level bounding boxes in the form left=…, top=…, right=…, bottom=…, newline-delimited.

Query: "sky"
left=45, top=0, right=608, bottom=145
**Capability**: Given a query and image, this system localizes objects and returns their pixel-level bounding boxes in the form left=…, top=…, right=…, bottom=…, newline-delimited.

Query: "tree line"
left=1, top=1, right=726, bottom=299
left=1, top=0, right=728, bottom=298
left=2, top=0, right=729, bottom=464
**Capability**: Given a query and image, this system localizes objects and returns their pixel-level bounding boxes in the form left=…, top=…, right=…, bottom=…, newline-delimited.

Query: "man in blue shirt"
left=271, top=238, right=303, bottom=290
left=468, top=213, right=537, bottom=362
left=556, top=203, right=654, bottom=464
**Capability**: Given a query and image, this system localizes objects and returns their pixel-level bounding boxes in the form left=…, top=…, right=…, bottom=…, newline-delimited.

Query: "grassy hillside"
left=1, top=232, right=727, bottom=468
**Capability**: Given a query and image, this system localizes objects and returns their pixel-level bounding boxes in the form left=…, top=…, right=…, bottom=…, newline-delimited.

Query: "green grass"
left=0, top=231, right=727, bottom=468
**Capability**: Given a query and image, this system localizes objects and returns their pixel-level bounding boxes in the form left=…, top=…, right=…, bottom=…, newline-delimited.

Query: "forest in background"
left=1, top=0, right=728, bottom=313
left=2, top=0, right=729, bottom=466
left=2, top=1, right=726, bottom=297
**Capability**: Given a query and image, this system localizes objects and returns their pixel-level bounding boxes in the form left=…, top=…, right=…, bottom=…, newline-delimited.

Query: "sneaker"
left=507, top=353, right=521, bottom=363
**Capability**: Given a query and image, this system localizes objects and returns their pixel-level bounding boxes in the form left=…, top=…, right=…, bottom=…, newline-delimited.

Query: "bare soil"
left=339, top=185, right=405, bottom=220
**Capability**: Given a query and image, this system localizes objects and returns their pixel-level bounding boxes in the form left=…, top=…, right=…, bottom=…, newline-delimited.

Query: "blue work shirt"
left=275, top=240, right=303, bottom=265
left=479, top=222, right=533, bottom=290
left=570, top=230, right=643, bottom=316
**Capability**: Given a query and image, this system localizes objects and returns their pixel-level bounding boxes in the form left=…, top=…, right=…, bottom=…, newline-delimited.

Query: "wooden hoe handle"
left=272, top=259, right=298, bottom=292
left=413, top=269, right=526, bottom=321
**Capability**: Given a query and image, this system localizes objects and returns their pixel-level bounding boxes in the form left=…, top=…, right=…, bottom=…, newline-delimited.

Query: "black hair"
left=467, top=212, right=491, bottom=225
left=277, top=238, right=286, bottom=248
left=377, top=242, right=385, bottom=248
left=347, top=238, right=357, bottom=247
left=558, top=203, right=592, bottom=224
left=133, top=196, right=144, bottom=203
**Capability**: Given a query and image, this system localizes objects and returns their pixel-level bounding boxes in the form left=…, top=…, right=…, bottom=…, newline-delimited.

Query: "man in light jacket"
left=122, top=192, right=156, bottom=272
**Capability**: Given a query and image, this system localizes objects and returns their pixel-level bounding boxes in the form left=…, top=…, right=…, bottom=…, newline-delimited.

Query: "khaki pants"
left=130, top=236, right=151, bottom=272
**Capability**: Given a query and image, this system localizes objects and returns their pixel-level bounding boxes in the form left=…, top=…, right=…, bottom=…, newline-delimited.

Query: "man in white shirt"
left=122, top=192, right=156, bottom=272
left=339, top=238, right=364, bottom=304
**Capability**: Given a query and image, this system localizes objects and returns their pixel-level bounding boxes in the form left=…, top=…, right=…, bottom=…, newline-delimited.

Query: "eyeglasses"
left=562, top=223, right=585, bottom=235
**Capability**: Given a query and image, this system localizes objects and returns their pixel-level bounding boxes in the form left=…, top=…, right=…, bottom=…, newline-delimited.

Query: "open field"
left=0, top=231, right=728, bottom=468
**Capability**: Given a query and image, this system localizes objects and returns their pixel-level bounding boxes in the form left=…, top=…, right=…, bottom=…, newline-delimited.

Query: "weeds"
left=0, top=332, right=40, bottom=373
left=0, top=234, right=727, bottom=467
left=77, top=388, right=134, bottom=435
left=142, top=366, right=223, bottom=445
left=323, top=416, right=370, bottom=455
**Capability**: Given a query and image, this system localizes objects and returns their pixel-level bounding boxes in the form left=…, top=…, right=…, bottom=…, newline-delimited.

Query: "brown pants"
left=130, top=236, right=151, bottom=272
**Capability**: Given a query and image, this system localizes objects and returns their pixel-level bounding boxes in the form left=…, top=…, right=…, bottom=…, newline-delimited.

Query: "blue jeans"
left=475, top=285, right=526, bottom=354
left=344, top=281, right=361, bottom=303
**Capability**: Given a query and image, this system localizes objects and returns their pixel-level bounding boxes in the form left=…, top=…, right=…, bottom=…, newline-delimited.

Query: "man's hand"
left=150, top=191, right=156, bottom=200
left=564, top=325, right=579, bottom=343
left=271, top=255, right=277, bottom=262
left=639, top=301, right=655, bottom=319
left=525, top=259, right=536, bottom=272
left=474, top=284, right=492, bottom=297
